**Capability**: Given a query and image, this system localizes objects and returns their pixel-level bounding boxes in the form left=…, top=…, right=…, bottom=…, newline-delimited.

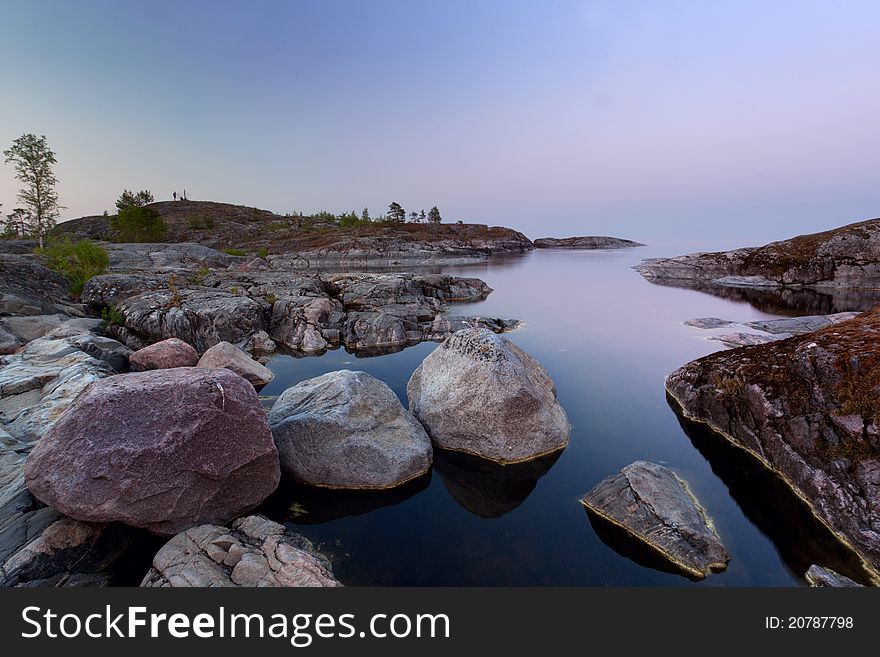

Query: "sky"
left=1, top=0, right=878, bottom=244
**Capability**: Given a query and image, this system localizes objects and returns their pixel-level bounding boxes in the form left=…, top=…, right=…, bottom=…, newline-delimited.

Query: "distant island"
left=533, top=236, right=644, bottom=249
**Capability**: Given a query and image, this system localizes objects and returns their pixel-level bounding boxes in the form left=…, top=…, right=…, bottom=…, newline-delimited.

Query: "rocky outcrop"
left=0, top=314, right=70, bottom=355
left=0, top=254, right=81, bottom=317
left=56, top=201, right=534, bottom=265
left=581, top=461, right=730, bottom=580
left=407, top=329, right=570, bottom=464
left=805, top=565, right=863, bottom=587
left=102, top=243, right=237, bottom=271
left=129, top=337, right=199, bottom=371
left=269, top=370, right=432, bottom=489
left=635, top=217, right=880, bottom=289
left=141, top=515, right=341, bottom=587
left=83, top=269, right=516, bottom=356
left=197, top=341, right=273, bottom=387
left=25, top=368, right=280, bottom=536
left=0, top=337, right=115, bottom=442
left=666, top=308, right=880, bottom=579
left=534, top=236, right=643, bottom=249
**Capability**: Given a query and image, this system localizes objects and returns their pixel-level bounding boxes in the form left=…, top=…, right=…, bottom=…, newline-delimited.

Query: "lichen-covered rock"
left=666, top=308, right=880, bottom=579
left=140, top=515, right=341, bottom=587
left=407, top=329, right=570, bottom=463
left=197, top=341, right=273, bottom=387
left=25, top=368, right=280, bottom=536
left=129, top=337, right=199, bottom=371
left=635, top=217, right=880, bottom=289
left=269, top=370, right=432, bottom=489
left=581, top=461, right=730, bottom=580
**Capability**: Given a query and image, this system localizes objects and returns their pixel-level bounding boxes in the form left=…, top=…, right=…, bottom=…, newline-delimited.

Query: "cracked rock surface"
left=141, top=515, right=341, bottom=587
left=581, top=460, right=730, bottom=579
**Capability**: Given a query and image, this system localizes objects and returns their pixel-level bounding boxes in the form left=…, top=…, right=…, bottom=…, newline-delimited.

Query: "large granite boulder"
left=197, top=341, right=273, bottom=387
left=141, top=515, right=341, bottom=587
left=581, top=461, right=730, bottom=580
left=666, top=307, right=880, bottom=579
left=407, top=329, right=570, bottom=463
left=269, top=370, right=432, bottom=489
left=25, top=368, right=280, bottom=536
left=129, top=337, right=199, bottom=371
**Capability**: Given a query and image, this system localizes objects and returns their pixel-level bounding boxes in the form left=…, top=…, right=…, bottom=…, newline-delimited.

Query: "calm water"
left=257, top=244, right=874, bottom=586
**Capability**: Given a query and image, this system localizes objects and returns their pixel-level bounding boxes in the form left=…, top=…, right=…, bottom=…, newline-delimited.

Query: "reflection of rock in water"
left=667, top=395, right=874, bottom=585
left=434, top=448, right=560, bottom=518
left=260, top=471, right=431, bottom=525
left=584, top=508, right=703, bottom=581
left=642, top=278, right=880, bottom=315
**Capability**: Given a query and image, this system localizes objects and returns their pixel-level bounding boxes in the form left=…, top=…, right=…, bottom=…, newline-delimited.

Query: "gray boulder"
left=197, top=341, right=273, bottom=387
left=0, top=254, right=80, bottom=316
left=25, top=368, right=280, bottom=536
left=407, top=329, right=570, bottom=463
left=141, top=515, right=341, bottom=587
left=0, top=314, right=69, bottom=354
left=581, top=461, right=730, bottom=580
left=129, top=337, right=199, bottom=371
left=269, top=370, right=432, bottom=489
left=69, top=334, right=132, bottom=372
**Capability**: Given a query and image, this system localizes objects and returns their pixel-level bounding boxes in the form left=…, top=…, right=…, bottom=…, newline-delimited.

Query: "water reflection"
left=639, top=278, right=880, bottom=315
left=261, top=473, right=432, bottom=525
left=583, top=507, right=704, bottom=582
left=434, top=448, right=561, bottom=518
left=667, top=395, right=875, bottom=585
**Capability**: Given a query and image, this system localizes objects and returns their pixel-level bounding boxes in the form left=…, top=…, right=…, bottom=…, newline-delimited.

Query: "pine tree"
left=361, top=207, right=371, bottom=222
left=419, top=209, right=426, bottom=223
left=388, top=202, right=406, bottom=223
left=427, top=206, right=442, bottom=224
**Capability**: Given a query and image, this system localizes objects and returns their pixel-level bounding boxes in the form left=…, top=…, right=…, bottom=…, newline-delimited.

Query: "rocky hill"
left=54, top=200, right=534, bottom=266
left=534, top=236, right=643, bottom=249
left=635, top=217, right=880, bottom=289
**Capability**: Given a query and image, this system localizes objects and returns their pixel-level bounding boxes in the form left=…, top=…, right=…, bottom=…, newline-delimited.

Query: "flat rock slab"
left=743, top=312, right=860, bottom=335
left=141, top=515, right=341, bottom=587
left=581, top=461, right=730, bottom=580
left=707, top=333, right=780, bottom=348
left=805, top=565, right=863, bottom=587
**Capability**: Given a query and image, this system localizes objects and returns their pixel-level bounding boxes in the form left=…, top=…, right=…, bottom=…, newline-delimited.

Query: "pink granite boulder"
left=129, top=337, right=199, bottom=371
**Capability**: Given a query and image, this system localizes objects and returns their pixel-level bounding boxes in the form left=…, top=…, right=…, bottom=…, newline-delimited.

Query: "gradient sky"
left=1, top=0, right=878, bottom=243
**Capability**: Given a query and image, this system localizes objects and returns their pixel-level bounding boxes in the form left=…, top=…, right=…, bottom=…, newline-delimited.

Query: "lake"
left=257, top=243, right=874, bottom=586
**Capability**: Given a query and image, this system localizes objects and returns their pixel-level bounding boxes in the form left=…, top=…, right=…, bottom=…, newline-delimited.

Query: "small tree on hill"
left=361, top=207, right=371, bottom=222
left=388, top=202, right=406, bottom=223
left=115, top=189, right=154, bottom=212
left=3, top=134, right=63, bottom=248
left=1, top=208, right=32, bottom=239
left=111, top=206, right=167, bottom=242
left=419, top=209, right=426, bottom=223
left=427, top=206, right=442, bottom=224
left=409, top=211, right=419, bottom=223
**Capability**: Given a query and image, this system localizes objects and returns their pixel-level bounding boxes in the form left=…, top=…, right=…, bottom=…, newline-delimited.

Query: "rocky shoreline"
left=534, top=236, right=643, bottom=249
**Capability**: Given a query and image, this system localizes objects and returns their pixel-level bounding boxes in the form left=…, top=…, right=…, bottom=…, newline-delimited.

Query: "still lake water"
left=257, top=244, right=874, bottom=586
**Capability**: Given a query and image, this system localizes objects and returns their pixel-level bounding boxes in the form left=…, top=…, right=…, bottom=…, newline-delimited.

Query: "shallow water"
left=258, top=245, right=875, bottom=586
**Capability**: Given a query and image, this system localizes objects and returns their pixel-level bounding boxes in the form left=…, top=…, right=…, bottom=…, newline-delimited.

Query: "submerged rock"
left=269, top=370, right=432, bottom=489
left=129, top=337, right=199, bottom=371
left=666, top=307, right=880, bottom=577
left=407, top=329, right=570, bottom=463
left=197, top=341, right=273, bottom=387
left=581, top=461, right=730, bottom=580
left=141, top=515, right=341, bottom=587
left=805, top=565, right=863, bottom=588
left=25, top=368, right=280, bottom=536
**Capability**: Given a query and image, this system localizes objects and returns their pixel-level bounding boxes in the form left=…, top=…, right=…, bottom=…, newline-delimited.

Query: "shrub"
left=111, top=206, right=167, bottom=242
left=222, top=248, right=247, bottom=256
left=263, top=292, right=278, bottom=304
left=38, top=237, right=109, bottom=297
left=101, top=304, right=124, bottom=327
left=258, top=247, right=269, bottom=259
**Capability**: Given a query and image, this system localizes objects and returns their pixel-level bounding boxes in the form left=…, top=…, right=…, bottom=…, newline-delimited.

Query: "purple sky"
left=1, top=0, right=878, bottom=244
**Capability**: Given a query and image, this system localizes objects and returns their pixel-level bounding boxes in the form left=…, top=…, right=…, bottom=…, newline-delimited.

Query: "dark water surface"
left=258, top=245, right=873, bottom=586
